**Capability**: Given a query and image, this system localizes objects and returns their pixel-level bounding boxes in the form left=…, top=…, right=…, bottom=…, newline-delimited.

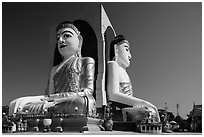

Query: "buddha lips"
left=60, top=44, right=67, bottom=48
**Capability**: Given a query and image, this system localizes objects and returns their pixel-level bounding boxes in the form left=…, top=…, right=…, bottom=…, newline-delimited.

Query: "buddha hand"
left=43, top=101, right=56, bottom=110
left=77, top=92, right=86, bottom=97
left=11, top=95, right=45, bottom=113
left=144, top=103, right=160, bottom=123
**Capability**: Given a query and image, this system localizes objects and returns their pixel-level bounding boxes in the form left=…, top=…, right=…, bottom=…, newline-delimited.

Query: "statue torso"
left=53, top=56, right=81, bottom=94
left=118, top=65, right=133, bottom=96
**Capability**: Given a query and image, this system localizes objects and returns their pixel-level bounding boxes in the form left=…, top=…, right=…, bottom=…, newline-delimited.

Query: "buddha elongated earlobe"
left=114, top=44, right=118, bottom=62
left=77, top=35, right=83, bottom=57
left=76, top=49, right=81, bottom=57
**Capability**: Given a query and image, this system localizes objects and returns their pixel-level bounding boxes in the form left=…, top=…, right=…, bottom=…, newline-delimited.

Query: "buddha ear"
left=114, top=44, right=118, bottom=62
left=78, top=35, right=83, bottom=49
left=77, top=35, right=83, bottom=57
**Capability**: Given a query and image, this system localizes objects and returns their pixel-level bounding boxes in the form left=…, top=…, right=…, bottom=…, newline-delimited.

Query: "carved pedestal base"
left=113, top=121, right=137, bottom=131
left=113, top=121, right=162, bottom=134
left=62, top=117, right=102, bottom=132
left=27, top=119, right=40, bottom=132
left=27, top=116, right=102, bottom=132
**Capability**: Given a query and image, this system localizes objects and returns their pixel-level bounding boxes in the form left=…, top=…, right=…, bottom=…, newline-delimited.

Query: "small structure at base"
left=137, top=123, right=162, bottom=134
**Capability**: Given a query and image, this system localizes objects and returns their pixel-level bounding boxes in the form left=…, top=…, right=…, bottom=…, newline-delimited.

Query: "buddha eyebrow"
left=124, top=45, right=129, bottom=49
left=62, top=31, right=74, bottom=35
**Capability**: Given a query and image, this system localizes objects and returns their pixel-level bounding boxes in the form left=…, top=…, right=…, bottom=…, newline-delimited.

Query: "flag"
left=101, top=5, right=116, bottom=36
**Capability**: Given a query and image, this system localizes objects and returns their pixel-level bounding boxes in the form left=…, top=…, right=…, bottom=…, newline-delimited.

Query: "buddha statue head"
left=110, top=35, right=132, bottom=69
left=53, top=21, right=83, bottom=66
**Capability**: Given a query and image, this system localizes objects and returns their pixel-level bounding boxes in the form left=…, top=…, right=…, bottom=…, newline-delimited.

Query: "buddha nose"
left=59, top=36, right=65, bottom=44
left=129, top=53, right=132, bottom=60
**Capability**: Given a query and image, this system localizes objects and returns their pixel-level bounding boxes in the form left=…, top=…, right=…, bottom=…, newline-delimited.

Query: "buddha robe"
left=22, top=55, right=96, bottom=116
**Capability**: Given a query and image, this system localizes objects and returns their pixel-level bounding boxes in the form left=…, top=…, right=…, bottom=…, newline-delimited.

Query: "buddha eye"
left=124, top=45, right=129, bottom=52
left=64, top=34, right=72, bottom=38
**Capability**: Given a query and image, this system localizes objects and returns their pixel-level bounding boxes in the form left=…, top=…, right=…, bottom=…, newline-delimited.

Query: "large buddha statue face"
left=116, top=41, right=132, bottom=68
left=56, top=27, right=82, bottom=59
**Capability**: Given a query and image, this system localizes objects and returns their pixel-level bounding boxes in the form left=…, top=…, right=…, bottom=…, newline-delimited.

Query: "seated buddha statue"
left=107, top=35, right=160, bottom=123
left=9, top=21, right=96, bottom=117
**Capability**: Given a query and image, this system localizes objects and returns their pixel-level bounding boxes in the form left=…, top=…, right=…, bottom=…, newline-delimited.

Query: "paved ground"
left=3, top=131, right=202, bottom=135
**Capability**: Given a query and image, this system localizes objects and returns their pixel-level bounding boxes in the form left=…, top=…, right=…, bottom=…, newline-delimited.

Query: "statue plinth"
left=113, top=121, right=162, bottom=134
left=25, top=114, right=102, bottom=132
left=62, top=116, right=102, bottom=132
left=113, top=121, right=137, bottom=131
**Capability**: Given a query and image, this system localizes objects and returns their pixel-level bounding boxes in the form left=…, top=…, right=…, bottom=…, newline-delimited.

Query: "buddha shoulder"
left=107, top=61, right=118, bottom=67
left=81, top=57, right=95, bottom=66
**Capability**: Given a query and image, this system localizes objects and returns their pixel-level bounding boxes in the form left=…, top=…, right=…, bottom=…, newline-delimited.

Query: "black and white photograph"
left=2, top=2, right=202, bottom=135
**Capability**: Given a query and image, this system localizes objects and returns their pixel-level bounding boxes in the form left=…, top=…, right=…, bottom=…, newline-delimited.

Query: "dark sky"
left=2, top=2, right=201, bottom=118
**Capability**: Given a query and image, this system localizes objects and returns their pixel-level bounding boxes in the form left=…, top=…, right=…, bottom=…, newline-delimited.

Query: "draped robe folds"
left=107, top=61, right=160, bottom=123
left=22, top=56, right=96, bottom=116
left=118, top=81, right=159, bottom=123
left=119, top=82, right=160, bottom=123
left=119, top=82, right=133, bottom=96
